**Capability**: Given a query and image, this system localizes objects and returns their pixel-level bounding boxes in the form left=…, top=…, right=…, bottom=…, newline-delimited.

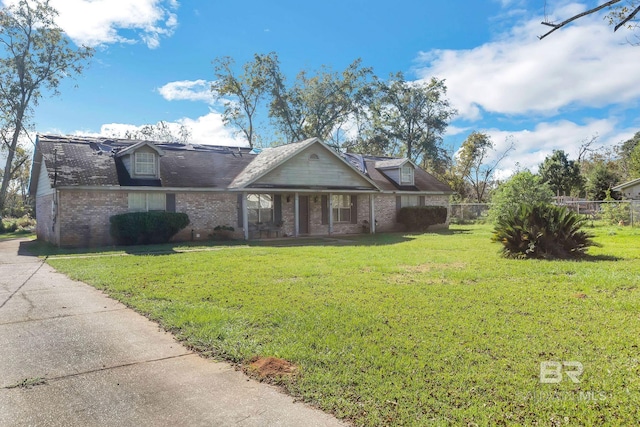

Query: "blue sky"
left=5, top=0, right=640, bottom=176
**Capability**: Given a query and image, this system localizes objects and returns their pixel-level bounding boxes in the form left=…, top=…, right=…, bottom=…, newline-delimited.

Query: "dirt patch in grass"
left=573, top=293, right=588, bottom=299
left=402, top=262, right=467, bottom=273
left=246, top=357, right=297, bottom=380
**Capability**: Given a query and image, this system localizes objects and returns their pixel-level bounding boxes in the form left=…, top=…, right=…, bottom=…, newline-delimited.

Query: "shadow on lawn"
left=19, top=232, right=417, bottom=258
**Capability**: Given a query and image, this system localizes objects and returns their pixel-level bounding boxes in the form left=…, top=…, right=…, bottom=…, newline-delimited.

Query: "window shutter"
left=321, top=195, right=328, bottom=225
left=396, top=196, right=402, bottom=212
left=166, top=193, right=176, bottom=212
left=237, top=194, right=244, bottom=227
left=419, top=196, right=425, bottom=207
left=274, top=195, right=282, bottom=224
left=350, top=195, right=358, bottom=224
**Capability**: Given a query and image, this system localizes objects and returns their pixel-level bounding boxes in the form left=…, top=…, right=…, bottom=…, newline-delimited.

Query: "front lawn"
left=46, top=225, right=640, bottom=425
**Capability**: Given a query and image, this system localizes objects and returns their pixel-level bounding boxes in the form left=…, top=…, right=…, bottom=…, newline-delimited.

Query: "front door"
left=299, top=196, right=310, bottom=235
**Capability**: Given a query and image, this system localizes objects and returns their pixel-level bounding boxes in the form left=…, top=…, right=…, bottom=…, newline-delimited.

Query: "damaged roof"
left=30, top=135, right=254, bottom=190
left=30, top=134, right=453, bottom=195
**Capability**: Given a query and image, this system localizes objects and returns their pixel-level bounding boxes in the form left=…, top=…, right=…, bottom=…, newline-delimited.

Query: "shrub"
left=600, top=190, right=630, bottom=225
left=109, top=212, right=190, bottom=245
left=397, top=206, right=448, bottom=232
left=210, top=225, right=235, bottom=241
left=488, top=171, right=554, bottom=224
left=492, top=203, right=596, bottom=259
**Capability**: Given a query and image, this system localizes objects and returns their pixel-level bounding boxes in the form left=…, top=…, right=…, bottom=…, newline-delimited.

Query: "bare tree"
left=212, top=53, right=278, bottom=148
left=539, top=0, right=640, bottom=40
left=456, top=132, right=515, bottom=203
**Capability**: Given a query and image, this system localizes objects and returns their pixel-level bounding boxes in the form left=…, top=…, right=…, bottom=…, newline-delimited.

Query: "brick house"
left=29, top=135, right=453, bottom=247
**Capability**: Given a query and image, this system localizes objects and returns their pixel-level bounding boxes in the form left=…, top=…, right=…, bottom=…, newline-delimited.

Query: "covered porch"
left=238, top=191, right=378, bottom=240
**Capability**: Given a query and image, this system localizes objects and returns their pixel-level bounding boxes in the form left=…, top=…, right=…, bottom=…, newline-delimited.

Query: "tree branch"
left=539, top=0, right=622, bottom=40
left=615, top=5, right=640, bottom=31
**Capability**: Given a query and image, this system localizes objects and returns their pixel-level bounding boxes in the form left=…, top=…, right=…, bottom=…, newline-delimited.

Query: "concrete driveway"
left=0, top=238, right=345, bottom=427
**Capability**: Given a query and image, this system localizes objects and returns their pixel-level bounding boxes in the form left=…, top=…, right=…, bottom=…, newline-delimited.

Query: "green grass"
left=45, top=225, right=640, bottom=426
left=0, top=230, right=34, bottom=240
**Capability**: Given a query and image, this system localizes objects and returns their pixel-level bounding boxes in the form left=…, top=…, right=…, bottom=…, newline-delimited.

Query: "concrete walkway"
left=0, top=238, right=345, bottom=427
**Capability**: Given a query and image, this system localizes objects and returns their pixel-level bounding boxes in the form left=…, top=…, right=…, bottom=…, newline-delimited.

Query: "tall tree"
left=538, top=150, right=584, bottom=197
left=616, top=131, right=640, bottom=180
left=456, top=132, right=514, bottom=203
left=0, top=0, right=92, bottom=212
left=267, top=59, right=373, bottom=145
left=212, top=53, right=278, bottom=148
left=539, top=1, right=640, bottom=40
left=371, top=73, right=456, bottom=167
left=585, top=161, right=621, bottom=200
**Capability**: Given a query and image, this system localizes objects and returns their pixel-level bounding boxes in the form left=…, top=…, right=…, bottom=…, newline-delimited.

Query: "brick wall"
left=172, top=192, right=240, bottom=241
left=47, top=189, right=450, bottom=247
left=58, top=190, right=128, bottom=247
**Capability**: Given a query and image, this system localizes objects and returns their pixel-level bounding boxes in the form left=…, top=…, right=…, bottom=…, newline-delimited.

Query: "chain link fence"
left=450, top=200, right=640, bottom=226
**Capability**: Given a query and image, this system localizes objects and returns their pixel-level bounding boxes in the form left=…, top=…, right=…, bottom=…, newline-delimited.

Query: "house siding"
left=35, top=193, right=59, bottom=246
left=256, top=145, right=375, bottom=189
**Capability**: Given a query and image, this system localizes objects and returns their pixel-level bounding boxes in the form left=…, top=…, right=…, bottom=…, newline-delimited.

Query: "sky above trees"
left=3, top=0, right=640, bottom=178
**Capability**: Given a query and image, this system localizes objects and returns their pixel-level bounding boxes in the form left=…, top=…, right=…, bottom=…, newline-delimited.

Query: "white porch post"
left=242, top=192, right=249, bottom=240
left=328, top=193, right=333, bottom=235
left=294, top=192, right=300, bottom=237
left=369, top=194, right=376, bottom=234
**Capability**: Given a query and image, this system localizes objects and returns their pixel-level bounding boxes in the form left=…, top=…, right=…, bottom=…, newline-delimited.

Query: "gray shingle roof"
left=375, top=158, right=408, bottom=169
left=34, top=135, right=254, bottom=189
left=31, top=134, right=452, bottom=194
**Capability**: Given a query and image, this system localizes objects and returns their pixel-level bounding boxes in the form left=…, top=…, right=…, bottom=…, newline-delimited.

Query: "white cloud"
left=480, top=118, right=634, bottom=178
left=2, top=0, right=179, bottom=48
left=73, top=112, right=248, bottom=147
left=176, top=112, right=247, bottom=146
left=415, top=2, right=640, bottom=120
left=157, top=80, right=214, bottom=103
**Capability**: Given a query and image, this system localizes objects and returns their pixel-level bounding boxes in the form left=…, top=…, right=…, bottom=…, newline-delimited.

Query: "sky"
left=4, top=0, right=640, bottom=178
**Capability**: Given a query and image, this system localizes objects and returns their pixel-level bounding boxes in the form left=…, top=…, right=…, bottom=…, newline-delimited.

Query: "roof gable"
left=115, top=140, right=164, bottom=157
left=612, top=177, right=640, bottom=191
left=231, top=138, right=380, bottom=190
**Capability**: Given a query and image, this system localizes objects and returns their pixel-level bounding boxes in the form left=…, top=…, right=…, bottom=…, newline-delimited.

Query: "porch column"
left=242, top=192, right=249, bottom=240
left=294, top=192, right=300, bottom=237
left=369, top=194, right=376, bottom=234
left=328, top=193, right=333, bottom=235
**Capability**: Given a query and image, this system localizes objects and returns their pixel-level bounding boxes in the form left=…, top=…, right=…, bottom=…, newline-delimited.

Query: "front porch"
left=240, top=192, right=378, bottom=240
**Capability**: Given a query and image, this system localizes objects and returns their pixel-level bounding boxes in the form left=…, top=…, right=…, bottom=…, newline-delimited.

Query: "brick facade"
left=47, top=189, right=450, bottom=247
left=58, top=190, right=128, bottom=247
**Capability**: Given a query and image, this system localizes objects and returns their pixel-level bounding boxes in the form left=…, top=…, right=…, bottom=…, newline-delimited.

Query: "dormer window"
left=135, top=151, right=156, bottom=176
left=401, top=165, right=414, bottom=185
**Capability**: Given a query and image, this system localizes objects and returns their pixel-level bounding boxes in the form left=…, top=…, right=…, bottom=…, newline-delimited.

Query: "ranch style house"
left=29, top=134, right=453, bottom=247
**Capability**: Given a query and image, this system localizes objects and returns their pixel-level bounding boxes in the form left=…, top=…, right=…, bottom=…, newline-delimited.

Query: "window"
left=247, top=194, right=273, bottom=223
left=401, top=165, right=414, bottom=185
left=135, top=151, right=156, bottom=176
left=332, top=194, right=352, bottom=223
left=401, top=195, right=420, bottom=207
left=309, top=153, right=319, bottom=161
left=128, top=193, right=166, bottom=212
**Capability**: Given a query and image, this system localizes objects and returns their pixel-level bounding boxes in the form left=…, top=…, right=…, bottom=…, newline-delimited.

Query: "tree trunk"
left=0, top=112, right=25, bottom=212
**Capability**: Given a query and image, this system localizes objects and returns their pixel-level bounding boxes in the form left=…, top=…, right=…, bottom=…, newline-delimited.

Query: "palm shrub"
left=492, top=203, right=596, bottom=259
